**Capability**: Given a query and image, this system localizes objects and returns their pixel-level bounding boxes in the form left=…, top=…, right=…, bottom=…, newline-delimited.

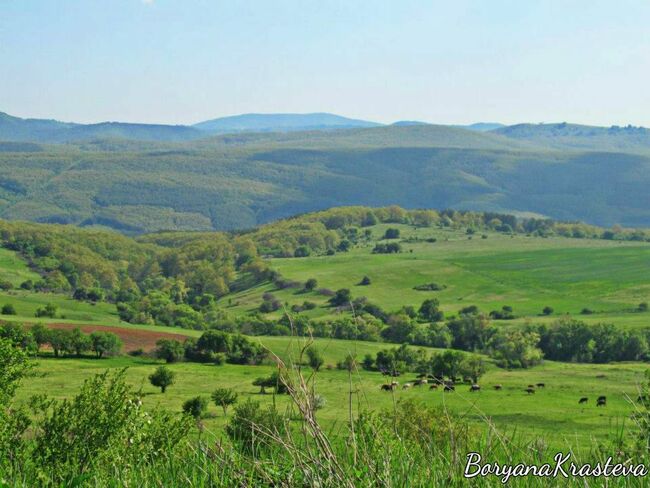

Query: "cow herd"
left=379, top=374, right=609, bottom=407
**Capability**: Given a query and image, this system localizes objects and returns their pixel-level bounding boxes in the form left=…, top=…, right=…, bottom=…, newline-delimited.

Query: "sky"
left=1, top=0, right=650, bottom=126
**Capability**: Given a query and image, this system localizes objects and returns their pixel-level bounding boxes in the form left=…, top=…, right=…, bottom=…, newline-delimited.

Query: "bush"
left=304, top=278, right=318, bottom=291
left=1, top=304, right=16, bottom=315
left=226, top=399, right=285, bottom=453
left=580, top=308, right=594, bottom=315
left=542, top=306, right=554, bottom=316
left=182, top=396, right=209, bottom=419
left=149, top=366, right=176, bottom=393
left=638, top=302, right=649, bottom=312
left=413, top=283, right=444, bottom=291
left=35, top=303, right=57, bottom=318
left=358, top=276, right=371, bottom=286
left=89, top=331, right=122, bottom=358
left=306, top=347, right=324, bottom=371
left=0, top=280, right=12, bottom=291
left=328, top=288, right=352, bottom=307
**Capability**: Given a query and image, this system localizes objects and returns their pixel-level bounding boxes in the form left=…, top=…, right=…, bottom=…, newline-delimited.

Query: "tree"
left=358, top=276, right=371, bottom=286
left=89, top=331, right=122, bottom=358
left=542, top=306, right=554, bottom=316
left=48, top=329, right=73, bottom=358
left=418, top=298, right=443, bottom=322
left=304, top=278, right=318, bottom=291
left=30, top=323, right=49, bottom=354
left=69, top=328, right=91, bottom=357
left=1, top=304, right=16, bottom=315
left=182, top=396, right=208, bottom=419
left=211, top=388, right=238, bottom=415
left=384, top=228, right=400, bottom=239
left=337, top=353, right=357, bottom=372
left=306, top=347, right=324, bottom=371
left=149, top=366, right=176, bottom=393
left=155, top=339, right=185, bottom=363
left=329, top=288, right=352, bottom=307
left=252, top=371, right=288, bottom=394
left=294, top=246, right=311, bottom=257
left=460, top=354, right=487, bottom=383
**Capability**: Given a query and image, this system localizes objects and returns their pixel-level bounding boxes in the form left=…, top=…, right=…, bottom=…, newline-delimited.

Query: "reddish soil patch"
left=32, top=323, right=191, bottom=352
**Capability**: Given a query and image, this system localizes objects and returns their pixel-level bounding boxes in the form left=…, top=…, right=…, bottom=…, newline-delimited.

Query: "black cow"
left=579, top=397, right=588, bottom=404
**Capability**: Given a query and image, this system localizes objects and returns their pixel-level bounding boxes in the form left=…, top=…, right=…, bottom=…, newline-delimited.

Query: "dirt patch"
left=35, top=323, right=192, bottom=352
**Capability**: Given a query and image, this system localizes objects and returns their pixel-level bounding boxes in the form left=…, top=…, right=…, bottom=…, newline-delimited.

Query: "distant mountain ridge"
left=193, top=112, right=381, bottom=133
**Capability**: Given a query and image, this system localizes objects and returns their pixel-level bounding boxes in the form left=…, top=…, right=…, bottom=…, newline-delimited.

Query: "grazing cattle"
left=444, top=384, right=455, bottom=392
left=380, top=384, right=394, bottom=391
left=417, top=373, right=427, bottom=379
left=454, top=377, right=462, bottom=383
left=597, top=395, right=606, bottom=403
left=536, top=383, right=545, bottom=388
left=493, top=384, right=503, bottom=391
left=579, top=397, right=588, bottom=404
left=470, top=384, right=481, bottom=392
left=597, top=398, right=607, bottom=407
left=414, top=379, right=428, bottom=386
left=391, top=381, right=399, bottom=386
left=429, top=384, right=438, bottom=390
left=402, top=383, right=412, bottom=390
left=596, top=374, right=606, bottom=379
left=525, top=388, right=535, bottom=395
left=527, top=384, right=535, bottom=389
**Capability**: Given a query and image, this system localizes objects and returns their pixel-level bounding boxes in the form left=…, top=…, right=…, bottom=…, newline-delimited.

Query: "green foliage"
left=306, top=346, right=324, bottom=371
left=155, top=339, right=185, bottom=363
left=211, top=387, right=238, bottom=415
left=182, top=396, right=209, bottom=419
left=35, top=302, right=57, bottom=318
left=149, top=366, right=176, bottom=393
left=90, top=331, right=122, bottom=358
left=30, top=369, right=192, bottom=485
left=1, top=303, right=16, bottom=315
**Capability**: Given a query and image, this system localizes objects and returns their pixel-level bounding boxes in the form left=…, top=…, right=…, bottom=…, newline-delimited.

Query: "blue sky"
left=1, top=0, right=649, bottom=126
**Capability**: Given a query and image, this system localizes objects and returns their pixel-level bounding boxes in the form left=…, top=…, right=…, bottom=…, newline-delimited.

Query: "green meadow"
left=221, top=224, right=650, bottom=328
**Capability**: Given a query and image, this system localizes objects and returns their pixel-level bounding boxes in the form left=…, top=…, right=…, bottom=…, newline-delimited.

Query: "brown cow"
left=429, top=384, right=438, bottom=390
left=380, top=384, right=394, bottom=391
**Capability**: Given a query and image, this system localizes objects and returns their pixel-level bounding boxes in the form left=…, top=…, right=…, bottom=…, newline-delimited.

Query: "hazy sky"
left=1, top=0, right=649, bottom=126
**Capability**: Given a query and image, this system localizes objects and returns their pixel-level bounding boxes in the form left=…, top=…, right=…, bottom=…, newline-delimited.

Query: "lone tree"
left=149, top=366, right=176, bottom=393
left=542, top=306, right=554, bottom=316
left=211, top=387, right=238, bottom=415
left=306, top=347, right=324, bottom=371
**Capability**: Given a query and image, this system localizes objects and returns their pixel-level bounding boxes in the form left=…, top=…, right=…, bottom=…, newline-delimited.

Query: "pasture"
left=221, top=224, right=650, bottom=329
left=16, top=339, right=648, bottom=453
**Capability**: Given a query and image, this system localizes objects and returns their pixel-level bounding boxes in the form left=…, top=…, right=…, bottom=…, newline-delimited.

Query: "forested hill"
left=2, top=114, right=650, bottom=231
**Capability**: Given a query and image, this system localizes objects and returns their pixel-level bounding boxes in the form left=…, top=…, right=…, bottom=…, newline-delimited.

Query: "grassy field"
left=15, top=346, right=648, bottom=453
left=220, top=224, right=650, bottom=329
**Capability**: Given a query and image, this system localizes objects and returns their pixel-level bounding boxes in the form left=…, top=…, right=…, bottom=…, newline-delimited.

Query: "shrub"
left=304, top=278, right=318, bottom=291
left=182, top=396, right=209, bottom=419
left=358, top=276, right=371, bottom=286
left=638, top=302, right=649, bottom=312
left=35, top=303, right=57, bottom=318
left=149, top=366, right=176, bottom=393
left=0, top=280, right=12, bottom=291
left=306, top=347, right=324, bottom=371
left=226, top=399, right=285, bottom=454
left=328, top=288, right=352, bottom=307
left=542, top=306, right=554, bottom=316
left=580, top=308, right=594, bottom=315
left=1, top=304, right=16, bottom=315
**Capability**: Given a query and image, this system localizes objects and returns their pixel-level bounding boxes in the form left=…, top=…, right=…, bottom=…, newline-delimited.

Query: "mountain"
left=494, top=122, right=650, bottom=153
left=1, top=122, right=650, bottom=233
left=0, top=112, right=204, bottom=143
left=193, top=112, right=381, bottom=133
